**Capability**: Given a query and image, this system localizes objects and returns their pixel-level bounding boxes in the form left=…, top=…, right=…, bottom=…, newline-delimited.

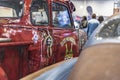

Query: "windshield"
left=0, top=0, right=24, bottom=18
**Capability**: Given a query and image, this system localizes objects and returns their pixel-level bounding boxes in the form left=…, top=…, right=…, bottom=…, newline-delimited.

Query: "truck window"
left=30, top=0, right=48, bottom=26
left=52, top=2, right=72, bottom=28
left=0, top=0, right=23, bottom=18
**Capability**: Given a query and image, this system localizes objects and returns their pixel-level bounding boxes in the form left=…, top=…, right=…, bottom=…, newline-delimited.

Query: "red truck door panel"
left=51, top=2, right=79, bottom=62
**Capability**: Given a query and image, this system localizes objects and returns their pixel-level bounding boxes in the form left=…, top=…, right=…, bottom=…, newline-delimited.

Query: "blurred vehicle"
left=0, top=0, right=87, bottom=80
left=69, top=14, right=120, bottom=80
left=23, top=14, right=120, bottom=80
left=68, top=14, right=120, bottom=80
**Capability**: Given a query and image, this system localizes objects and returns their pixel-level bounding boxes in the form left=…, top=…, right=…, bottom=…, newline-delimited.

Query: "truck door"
left=29, top=0, right=53, bottom=71
left=29, top=0, right=79, bottom=72
left=51, top=2, right=79, bottom=62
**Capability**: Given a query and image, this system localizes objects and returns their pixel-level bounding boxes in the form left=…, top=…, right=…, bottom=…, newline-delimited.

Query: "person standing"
left=87, top=13, right=99, bottom=38
left=98, top=16, right=104, bottom=23
left=81, top=16, right=87, bottom=29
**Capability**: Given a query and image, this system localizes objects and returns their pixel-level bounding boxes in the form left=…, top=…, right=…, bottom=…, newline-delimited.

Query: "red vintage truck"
left=0, top=0, right=86, bottom=80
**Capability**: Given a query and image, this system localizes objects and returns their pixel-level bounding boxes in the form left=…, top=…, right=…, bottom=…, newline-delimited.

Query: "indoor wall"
left=71, top=0, right=114, bottom=17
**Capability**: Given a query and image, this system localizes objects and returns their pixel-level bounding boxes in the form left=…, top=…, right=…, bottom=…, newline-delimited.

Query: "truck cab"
left=0, top=0, right=86, bottom=79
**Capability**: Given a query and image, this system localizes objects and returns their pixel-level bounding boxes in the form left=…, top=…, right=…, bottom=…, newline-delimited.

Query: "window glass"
left=98, top=18, right=120, bottom=38
left=30, top=0, right=48, bottom=25
left=0, top=0, right=23, bottom=18
left=52, top=2, right=72, bottom=28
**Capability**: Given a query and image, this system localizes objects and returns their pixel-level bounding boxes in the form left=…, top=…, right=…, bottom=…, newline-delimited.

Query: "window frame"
left=51, top=2, right=73, bottom=29
left=30, top=0, right=49, bottom=26
left=0, top=0, right=24, bottom=18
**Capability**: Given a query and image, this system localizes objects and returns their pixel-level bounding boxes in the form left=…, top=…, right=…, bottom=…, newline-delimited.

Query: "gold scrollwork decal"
left=60, top=37, right=76, bottom=60
left=44, top=33, right=53, bottom=58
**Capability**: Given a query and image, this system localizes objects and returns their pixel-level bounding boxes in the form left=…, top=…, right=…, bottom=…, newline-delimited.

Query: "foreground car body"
left=70, top=14, right=120, bottom=80
left=69, top=14, right=120, bottom=80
